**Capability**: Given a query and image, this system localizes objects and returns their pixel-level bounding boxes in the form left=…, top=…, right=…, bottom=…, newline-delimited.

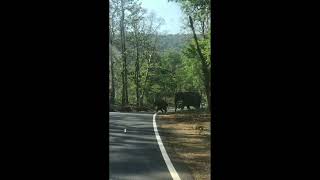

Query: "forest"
left=109, top=0, right=211, bottom=112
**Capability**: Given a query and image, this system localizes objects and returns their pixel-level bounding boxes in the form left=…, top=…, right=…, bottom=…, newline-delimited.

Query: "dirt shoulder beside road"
left=157, top=112, right=211, bottom=180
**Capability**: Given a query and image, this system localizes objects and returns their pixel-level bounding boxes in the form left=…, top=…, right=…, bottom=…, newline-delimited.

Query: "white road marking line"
left=153, top=113, right=181, bottom=180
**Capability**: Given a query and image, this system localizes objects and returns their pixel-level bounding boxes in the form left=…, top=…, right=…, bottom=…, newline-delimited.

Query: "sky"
left=139, top=0, right=185, bottom=34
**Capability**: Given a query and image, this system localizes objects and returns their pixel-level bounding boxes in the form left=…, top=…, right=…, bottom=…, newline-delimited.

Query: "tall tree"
left=189, top=16, right=211, bottom=111
left=120, top=0, right=129, bottom=105
left=127, top=3, right=146, bottom=107
left=139, top=13, right=164, bottom=106
left=169, top=0, right=211, bottom=112
left=109, top=2, right=117, bottom=105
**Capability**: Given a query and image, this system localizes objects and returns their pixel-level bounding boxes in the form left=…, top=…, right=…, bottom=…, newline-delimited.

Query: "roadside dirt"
left=157, top=112, right=211, bottom=180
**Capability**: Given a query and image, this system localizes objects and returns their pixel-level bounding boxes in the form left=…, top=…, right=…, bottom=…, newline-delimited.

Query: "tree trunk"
left=135, top=42, right=140, bottom=107
left=140, top=54, right=152, bottom=106
left=208, top=68, right=211, bottom=111
left=109, top=23, right=115, bottom=105
left=201, top=19, right=206, bottom=38
left=109, top=32, right=112, bottom=105
left=131, top=24, right=141, bottom=107
left=111, top=53, right=115, bottom=104
left=120, top=0, right=128, bottom=106
left=189, top=16, right=211, bottom=112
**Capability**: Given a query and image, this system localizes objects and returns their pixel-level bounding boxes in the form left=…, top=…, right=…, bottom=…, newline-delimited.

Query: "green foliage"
left=184, top=37, right=210, bottom=67
left=176, top=52, right=204, bottom=92
left=112, top=33, right=208, bottom=105
left=110, top=0, right=211, bottom=109
left=158, top=34, right=193, bottom=52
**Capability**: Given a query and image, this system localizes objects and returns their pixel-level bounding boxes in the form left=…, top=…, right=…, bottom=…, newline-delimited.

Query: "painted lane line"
left=153, top=113, right=181, bottom=180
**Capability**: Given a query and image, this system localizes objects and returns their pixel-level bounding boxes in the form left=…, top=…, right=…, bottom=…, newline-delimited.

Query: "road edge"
left=153, top=113, right=181, bottom=180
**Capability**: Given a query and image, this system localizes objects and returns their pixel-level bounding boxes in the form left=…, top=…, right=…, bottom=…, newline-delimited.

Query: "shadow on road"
left=108, top=112, right=194, bottom=180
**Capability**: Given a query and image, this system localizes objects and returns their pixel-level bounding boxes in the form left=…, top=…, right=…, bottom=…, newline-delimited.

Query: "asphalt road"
left=109, top=112, right=194, bottom=180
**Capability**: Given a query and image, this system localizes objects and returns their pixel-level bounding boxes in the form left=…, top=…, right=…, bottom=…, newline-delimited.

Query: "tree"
left=137, top=13, right=164, bottom=106
left=169, top=0, right=211, bottom=112
left=120, top=0, right=129, bottom=105
left=109, top=0, right=119, bottom=105
left=189, top=16, right=211, bottom=111
left=126, top=2, right=146, bottom=107
left=110, top=0, right=165, bottom=108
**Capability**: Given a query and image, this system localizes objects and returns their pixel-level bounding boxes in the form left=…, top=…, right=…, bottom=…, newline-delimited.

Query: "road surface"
left=109, top=112, right=193, bottom=180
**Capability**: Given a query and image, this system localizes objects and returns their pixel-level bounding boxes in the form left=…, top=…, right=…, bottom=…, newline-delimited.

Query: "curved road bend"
left=109, top=112, right=194, bottom=180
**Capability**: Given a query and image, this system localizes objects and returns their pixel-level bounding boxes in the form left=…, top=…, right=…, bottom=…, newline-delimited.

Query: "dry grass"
left=157, top=113, right=211, bottom=180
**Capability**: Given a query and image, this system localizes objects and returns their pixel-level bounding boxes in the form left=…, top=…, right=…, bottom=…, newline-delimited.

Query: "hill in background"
left=158, top=34, right=193, bottom=52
